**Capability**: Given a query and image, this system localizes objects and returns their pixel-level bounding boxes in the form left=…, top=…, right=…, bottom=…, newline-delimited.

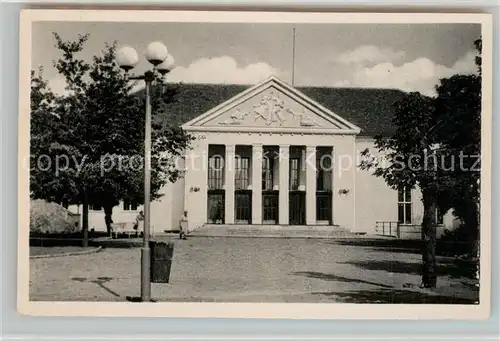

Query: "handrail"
left=375, top=221, right=400, bottom=238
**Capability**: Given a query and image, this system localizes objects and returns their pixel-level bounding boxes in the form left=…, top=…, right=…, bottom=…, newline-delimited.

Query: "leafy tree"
left=360, top=92, right=442, bottom=288
left=30, top=33, right=193, bottom=246
left=359, top=37, right=482, bottom=286
left=433, top=38, right=482, bottom=254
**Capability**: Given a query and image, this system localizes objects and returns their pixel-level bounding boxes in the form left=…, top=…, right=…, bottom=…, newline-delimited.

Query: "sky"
left=32, top=22, right=481, bottom=97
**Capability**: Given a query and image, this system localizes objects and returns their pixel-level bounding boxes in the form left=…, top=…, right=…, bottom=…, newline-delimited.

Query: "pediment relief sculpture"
left=219, top=92, right=321, bottom=127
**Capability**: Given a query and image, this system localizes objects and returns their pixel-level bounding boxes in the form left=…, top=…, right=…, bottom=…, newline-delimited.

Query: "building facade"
left=70, top=76, right=458, bottom=238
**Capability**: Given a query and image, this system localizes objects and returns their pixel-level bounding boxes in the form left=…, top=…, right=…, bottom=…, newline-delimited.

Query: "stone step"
left=189, top=224, right=354, bottom=239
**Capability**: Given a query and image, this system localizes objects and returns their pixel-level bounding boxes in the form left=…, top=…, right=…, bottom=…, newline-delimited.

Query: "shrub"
left=30, top=200, right=80, bottom=235
left=439, top=224, right=478, bottom=257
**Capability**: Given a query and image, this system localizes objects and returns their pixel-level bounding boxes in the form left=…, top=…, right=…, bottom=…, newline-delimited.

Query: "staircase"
left=188, top=224, right=355, bottom=239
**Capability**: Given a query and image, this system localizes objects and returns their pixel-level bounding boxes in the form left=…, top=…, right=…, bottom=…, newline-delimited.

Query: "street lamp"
left=116, top=41, right=175, bottom=302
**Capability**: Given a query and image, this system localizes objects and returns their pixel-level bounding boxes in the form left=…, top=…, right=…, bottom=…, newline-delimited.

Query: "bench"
left=111, top=222, right=142, bottom=239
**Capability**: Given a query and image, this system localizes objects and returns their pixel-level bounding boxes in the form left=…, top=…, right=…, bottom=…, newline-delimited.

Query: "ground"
left=29, top=237, right=479, bottom=303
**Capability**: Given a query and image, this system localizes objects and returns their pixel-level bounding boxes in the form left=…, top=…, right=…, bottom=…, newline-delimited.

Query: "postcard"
left=18, top=9, right=492, bottom=319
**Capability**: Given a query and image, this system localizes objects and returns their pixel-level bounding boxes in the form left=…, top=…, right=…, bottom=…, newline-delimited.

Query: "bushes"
left=439, top=224, right=478, bottom=258
left=30, top=200, right=80, bottom=235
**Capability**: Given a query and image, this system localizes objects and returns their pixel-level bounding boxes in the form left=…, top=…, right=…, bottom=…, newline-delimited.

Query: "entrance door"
left=235, top=190, right=252, bottom=224
left=289, top=191, right=306, bottom=225
left=207, top=190, right=225, bottom=224
left=262, top=191, right=279, bottom=224
left=316, top=191, right=332, bottom=224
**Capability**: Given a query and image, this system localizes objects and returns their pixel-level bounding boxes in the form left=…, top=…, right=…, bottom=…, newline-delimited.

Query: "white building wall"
left=183, top=133, right=209, bottom=232
left=354, top=139, right=398, bottom=233
left=354, top=138, right=459, bottom=237
left=170, top=159, right=186, bottom=231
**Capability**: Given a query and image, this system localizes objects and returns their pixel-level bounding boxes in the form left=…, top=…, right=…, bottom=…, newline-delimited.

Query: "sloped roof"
left=139, top=82, right=407, bottom=137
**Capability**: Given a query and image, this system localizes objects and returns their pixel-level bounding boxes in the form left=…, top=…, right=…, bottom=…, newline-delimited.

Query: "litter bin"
left=150, top=241, right=174, bottom=283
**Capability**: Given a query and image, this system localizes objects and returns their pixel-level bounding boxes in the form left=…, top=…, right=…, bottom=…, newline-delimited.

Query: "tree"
left=433, top=38, right=482, bottom=255
left=30, top=33, right=194, bottom=246
left=360, top=92, right=442, bottom=288
left=359, top=37, right=483, bottom=287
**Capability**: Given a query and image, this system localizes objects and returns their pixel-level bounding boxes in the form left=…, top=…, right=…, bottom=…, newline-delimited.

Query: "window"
left=397, top=187, right=412, bottom=224
left=436, top=207, right=444, bottom=225
left=235, top=157, right=250, bottom=190
left=316, top=157, right=325, bottom=191
left=123, top=200, right=139, bottom=211
left=262, top=157, right=274, bottom=191
left=316, top=171, right=324, bottom=191
left=90, top=204, right=102, bottom=211
left=208, top=155, right=224, bottom=189
left=289, top=158, right=300, bottom=190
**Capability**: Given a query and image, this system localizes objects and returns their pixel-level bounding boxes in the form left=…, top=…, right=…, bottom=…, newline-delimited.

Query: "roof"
left=137, top=81, right=407, bottom=137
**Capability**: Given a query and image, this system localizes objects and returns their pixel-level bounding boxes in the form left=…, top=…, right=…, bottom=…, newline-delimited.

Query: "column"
left=278, top=144, right=290, bottom=225
left=306, top=145, right=317, bottom=225
left=224, top=145, right=235, bottom=224
left=252, top=144, right=263, bottom=224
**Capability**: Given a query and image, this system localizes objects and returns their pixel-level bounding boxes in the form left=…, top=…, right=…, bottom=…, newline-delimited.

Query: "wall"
left=354, top=138, right=398, bottom=233
left=354, top=138, right=459, bottom=237
left=170, top=157, right=186, bottom=231
left=183, top=133, right=209, bottom=231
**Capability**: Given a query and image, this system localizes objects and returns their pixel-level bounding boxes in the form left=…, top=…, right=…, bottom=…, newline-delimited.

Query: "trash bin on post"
left=150, top=241, right=174, bottom=283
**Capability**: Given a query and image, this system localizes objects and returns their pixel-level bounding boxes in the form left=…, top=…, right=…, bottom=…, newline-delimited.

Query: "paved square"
left=30, top=237, right=479, bottom=303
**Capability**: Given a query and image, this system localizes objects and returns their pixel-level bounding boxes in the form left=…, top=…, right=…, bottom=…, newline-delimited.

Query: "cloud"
left=128, top=56, right=281, bottom=93
left=167, top=56, right=281, bottom=85
left=335, top=45, right=406, bottom=65
left=334, top=49, right=477, bottom=96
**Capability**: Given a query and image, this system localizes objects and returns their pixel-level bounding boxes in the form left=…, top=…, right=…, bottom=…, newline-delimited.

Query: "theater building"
left=77, top=76, right=457, bottom=238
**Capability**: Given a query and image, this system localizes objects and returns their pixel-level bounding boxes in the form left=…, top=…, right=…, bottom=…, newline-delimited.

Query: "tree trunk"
left=421, top=188, right=437, bottom=288
left=462, top=200, right=479, bottom=257
left=82, top=193, right=89, bottom=248
left=104, top=204, right=114, bottom=237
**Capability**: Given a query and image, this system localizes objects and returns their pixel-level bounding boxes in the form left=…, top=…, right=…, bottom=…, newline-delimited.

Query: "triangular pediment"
left=182, top=76, right=361, bottom=134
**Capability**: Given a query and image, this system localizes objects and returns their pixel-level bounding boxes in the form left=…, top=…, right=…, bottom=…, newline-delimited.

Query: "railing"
left=375, top=221, right=400, bottom=238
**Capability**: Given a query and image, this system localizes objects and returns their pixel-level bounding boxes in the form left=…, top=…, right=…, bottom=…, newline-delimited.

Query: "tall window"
left=316, top=157, right=325, bottom=191
left=123, top=200, right=139, bottom=211
left=235, top=157, right=250, bottom=190
left=289, top=158, right=300, bottom=190
left=208, top=155, right=224, bottom=189
left=262, top=157, right=274, bottom=191
left=398, top=187, right=412, bottom=224
left=436, top=207, right=444, bottom=225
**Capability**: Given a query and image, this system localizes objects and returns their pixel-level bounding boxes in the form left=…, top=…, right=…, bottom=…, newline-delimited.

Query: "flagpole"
left=292, top=27, right=296, bottom=86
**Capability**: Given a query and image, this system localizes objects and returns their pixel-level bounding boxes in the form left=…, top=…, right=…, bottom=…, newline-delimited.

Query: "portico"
left=182, top=76, right=361, bottom=231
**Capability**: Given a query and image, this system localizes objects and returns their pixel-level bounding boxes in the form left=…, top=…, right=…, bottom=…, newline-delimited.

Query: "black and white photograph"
left=18, top=10, right=492, bottom=318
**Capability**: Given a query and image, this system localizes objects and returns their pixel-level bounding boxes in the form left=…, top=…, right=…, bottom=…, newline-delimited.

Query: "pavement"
left=30, top=237, right=479, bottom=303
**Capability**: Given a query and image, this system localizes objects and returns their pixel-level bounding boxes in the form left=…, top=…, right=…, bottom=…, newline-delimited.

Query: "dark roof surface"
left=141, top=83, right=407, bottom=137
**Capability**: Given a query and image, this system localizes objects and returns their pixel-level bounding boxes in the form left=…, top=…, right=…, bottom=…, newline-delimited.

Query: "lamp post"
left=116, top=42, right=175, bottom=302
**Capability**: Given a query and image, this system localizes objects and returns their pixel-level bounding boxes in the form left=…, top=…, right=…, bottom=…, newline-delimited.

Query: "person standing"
left=134, top=210, right=144, bottom=237
left=179, top=211, right=188, bottom=240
